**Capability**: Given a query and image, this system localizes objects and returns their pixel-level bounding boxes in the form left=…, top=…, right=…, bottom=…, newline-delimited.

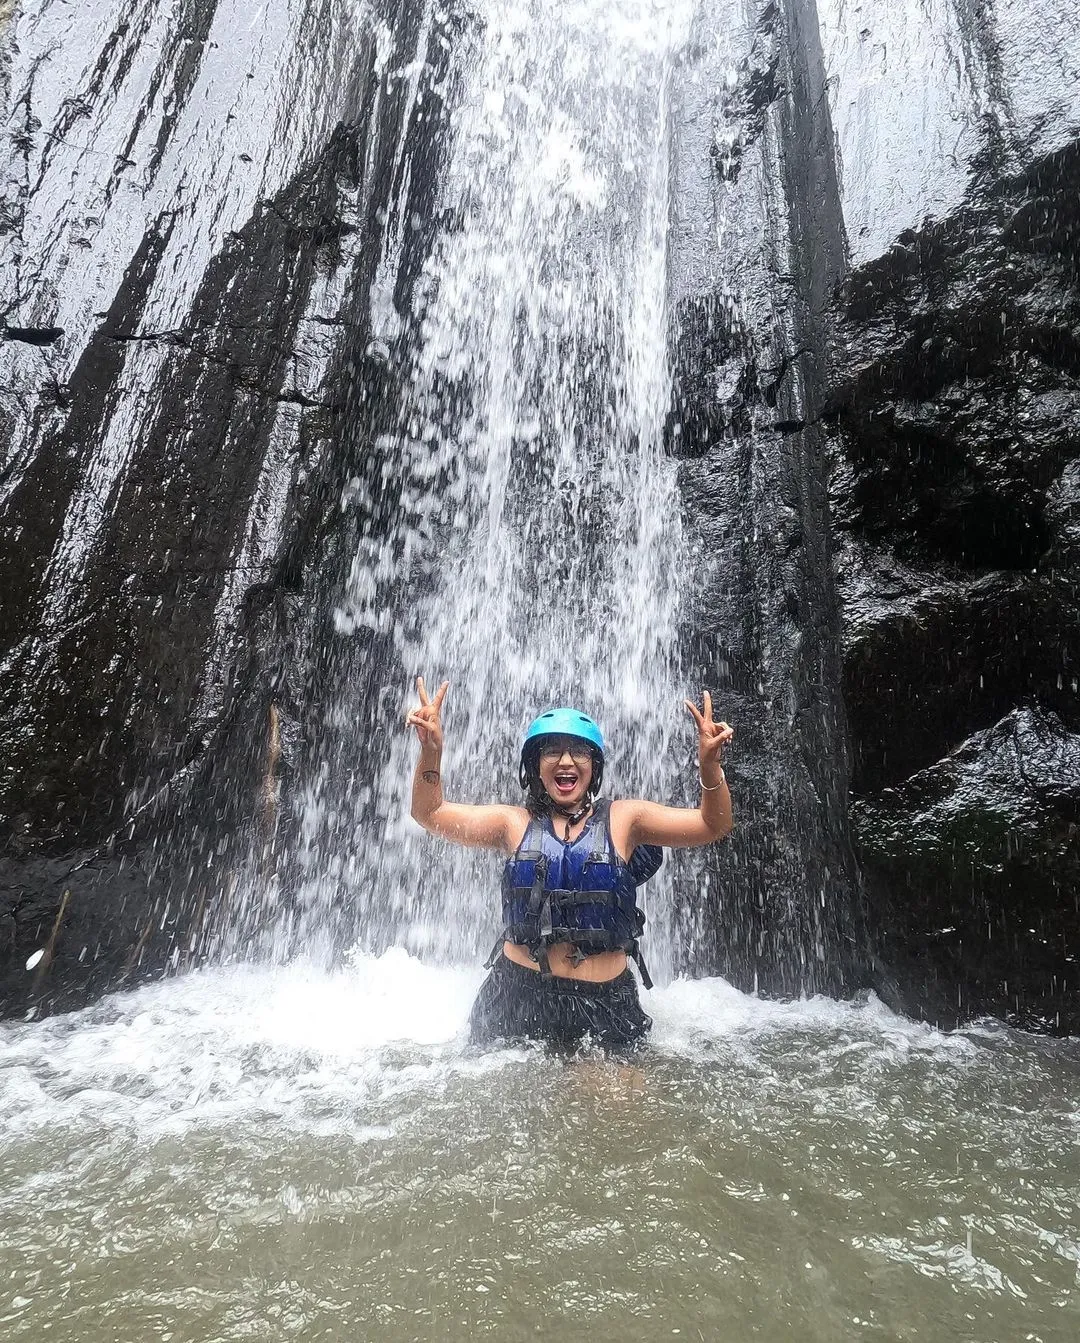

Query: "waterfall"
left=2, top=0, right=1075, bottom=1031
left=291, top=0, right=696, bottom=979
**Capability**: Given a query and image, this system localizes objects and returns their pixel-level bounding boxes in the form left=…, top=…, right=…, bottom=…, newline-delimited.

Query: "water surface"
left=2, top=954, right=1077, bottom=1341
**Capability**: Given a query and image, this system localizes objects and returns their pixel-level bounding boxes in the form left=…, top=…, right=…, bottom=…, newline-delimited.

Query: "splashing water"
left=294, top=0, right=698, bottom=975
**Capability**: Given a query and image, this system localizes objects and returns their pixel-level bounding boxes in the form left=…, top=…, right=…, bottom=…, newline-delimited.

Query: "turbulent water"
left=293, top=0, right=700, bottom=977
left=2, top=960, right=1078, bottom=1342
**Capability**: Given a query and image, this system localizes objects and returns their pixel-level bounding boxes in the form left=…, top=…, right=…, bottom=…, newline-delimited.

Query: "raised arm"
left=624, top=691, right=734, bottom=849
left=407, top=677, right=524, bottom=852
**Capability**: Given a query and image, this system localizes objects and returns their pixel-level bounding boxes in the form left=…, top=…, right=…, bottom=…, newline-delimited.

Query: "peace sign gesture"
left=406, top=676, right=450, bottom=753
left=684, top=690, right=734, bottom=768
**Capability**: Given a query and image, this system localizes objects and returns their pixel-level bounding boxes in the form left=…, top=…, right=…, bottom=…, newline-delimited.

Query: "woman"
left=406, top=677, right=733, bottom=1051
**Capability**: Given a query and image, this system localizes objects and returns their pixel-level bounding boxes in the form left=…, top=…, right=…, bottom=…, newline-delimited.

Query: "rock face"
left=1, top=0, right=1077, bottom=1028
left=664, top=0, right=869, bottom=997
left=826, top=140, right=1080, bottom=1029
left=0, top=0, right=454, bottom=1013
left=819, top=0, right=1080, bottom=1028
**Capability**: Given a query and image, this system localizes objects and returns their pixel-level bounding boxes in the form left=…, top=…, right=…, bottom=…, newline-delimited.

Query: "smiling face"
left=536, top=736, right=594, bottom=809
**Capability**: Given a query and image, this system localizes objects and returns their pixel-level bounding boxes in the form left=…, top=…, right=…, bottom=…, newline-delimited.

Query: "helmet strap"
left=549, top=791, right=596, bottom=827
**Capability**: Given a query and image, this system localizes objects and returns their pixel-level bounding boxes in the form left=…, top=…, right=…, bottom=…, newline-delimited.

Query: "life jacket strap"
left=535, top=885, right=620, bottom=908
left=587, top=799, right=610, bottom=860
left=549, top=936, right=654, bottom=988
left=489, top=932, right=653, bottom=989
left=524, top=853, right=548, bottom=912
left=630, top=945, right=654, bottom=990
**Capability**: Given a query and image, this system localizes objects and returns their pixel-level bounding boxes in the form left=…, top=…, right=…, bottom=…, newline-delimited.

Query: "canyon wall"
left=2, top=0, right=1076, bottom=1027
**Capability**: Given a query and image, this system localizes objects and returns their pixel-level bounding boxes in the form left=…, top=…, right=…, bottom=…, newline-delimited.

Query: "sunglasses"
left=538, top=739, right=593, bottom=764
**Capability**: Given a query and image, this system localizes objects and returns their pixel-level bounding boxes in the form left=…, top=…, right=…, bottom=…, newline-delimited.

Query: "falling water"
left=293, top=0, right=697, bottom=978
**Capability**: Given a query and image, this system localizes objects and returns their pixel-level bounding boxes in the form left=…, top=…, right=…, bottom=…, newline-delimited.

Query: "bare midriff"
left=501, top=941, right=627, bottom=981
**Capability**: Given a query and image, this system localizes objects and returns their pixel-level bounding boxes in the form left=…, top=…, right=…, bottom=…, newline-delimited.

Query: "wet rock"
left=853, top=706, right=1080, bottom=1031
left=2, top=0, right=1077, bottom=1030
left=0, top=0, right=453, bottom=1015
left=709, top=1, right=784, bottom=185
left=838, top=548, right=1078, bottom=792
left=1047, top=459, right=1080, bottom=568
left=666, top=0, right=865, bottom=998
left=2, top=325, right=64, bottom=345
left=0, top=119, right=365, bottom=1016
left=0, top=847, right=179, bottom=1019
left=828, top=131, right=1080, bottom=1029
left=665, top=292, right=757, bottom=456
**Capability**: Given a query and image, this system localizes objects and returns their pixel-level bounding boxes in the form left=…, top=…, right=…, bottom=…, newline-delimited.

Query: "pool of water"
left=1, top=952, right=1077, bottom=1341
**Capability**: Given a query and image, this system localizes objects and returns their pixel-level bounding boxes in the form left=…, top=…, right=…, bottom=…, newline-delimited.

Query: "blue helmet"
left=520, top=708, right=605, bottom=795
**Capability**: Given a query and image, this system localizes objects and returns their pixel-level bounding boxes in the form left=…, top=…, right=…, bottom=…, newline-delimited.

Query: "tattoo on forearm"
left=421, top=769, right=440, bottom=785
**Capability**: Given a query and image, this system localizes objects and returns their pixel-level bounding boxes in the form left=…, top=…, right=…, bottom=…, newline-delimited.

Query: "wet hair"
left=520, top=740, right=603, bottom=817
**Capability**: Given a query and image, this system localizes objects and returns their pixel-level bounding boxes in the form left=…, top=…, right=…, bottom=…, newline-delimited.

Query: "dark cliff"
left=0, top=0, right=455, bottom=1013
left=2, top=0, right=1077, bottom=1028
left=821, top=0, right=1080, bottom=1029
left=827, top=138, right=1080, bottom=1030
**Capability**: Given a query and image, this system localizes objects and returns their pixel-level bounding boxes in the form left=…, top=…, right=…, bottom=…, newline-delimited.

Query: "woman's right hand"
left=405, top=676, right=449, bottom=753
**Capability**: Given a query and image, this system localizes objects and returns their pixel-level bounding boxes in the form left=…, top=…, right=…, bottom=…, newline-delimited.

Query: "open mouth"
left=553, top=771, right=579, bottom=795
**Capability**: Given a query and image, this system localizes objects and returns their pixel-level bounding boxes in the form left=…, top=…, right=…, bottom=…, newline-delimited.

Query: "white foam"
left=0, top=953, right=491, bottom=1143
left=0, top=952, right=987, bottom=1150
left=648, top=975, right=979, bottom=1061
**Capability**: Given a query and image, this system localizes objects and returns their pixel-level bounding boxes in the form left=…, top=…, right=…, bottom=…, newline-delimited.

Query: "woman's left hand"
left=684, top=690, right=734, bottom=767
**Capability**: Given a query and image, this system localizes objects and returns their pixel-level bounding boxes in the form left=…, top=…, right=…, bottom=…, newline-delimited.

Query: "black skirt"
left=468, top=953, right=652, bottom=1053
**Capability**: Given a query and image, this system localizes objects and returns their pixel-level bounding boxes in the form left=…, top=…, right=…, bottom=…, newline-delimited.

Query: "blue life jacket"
left=496, top=799, right=660, bottom=988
